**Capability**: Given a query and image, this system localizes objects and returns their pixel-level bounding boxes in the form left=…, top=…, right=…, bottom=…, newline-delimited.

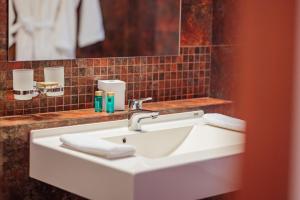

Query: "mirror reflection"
left=8, top=0, right=181, bottom=61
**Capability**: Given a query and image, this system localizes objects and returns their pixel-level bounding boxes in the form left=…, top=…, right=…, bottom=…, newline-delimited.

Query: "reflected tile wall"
left=80, top=0, right=180, bottom=58
left=181, top=0, right=213, bottom=45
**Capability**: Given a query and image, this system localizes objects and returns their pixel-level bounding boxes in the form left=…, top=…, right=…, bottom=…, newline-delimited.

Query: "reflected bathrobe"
left=9, top=0, right=105, bottom=61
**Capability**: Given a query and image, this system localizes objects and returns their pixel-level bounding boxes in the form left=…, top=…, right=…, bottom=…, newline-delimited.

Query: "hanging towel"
left=202, top=113, right=246, bottom=132
left=55, top=0, right=105, bottom=59
left=10, top=0, right=105, bottom=61
left=78, top=0, right=105, bottom=47
left=60, top=134, right=136, bottom=159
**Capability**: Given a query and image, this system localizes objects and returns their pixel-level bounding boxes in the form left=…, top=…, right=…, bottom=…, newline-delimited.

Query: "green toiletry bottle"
left=106, top=92, right=115, bottom=113
left=94, top=91, right=103, bottom=112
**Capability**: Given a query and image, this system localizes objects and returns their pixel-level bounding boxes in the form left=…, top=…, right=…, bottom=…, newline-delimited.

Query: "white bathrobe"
left=9, top=0, right=105, bottom=61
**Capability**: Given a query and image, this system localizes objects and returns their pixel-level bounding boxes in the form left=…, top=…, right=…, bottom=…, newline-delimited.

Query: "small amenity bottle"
left=94, top=91, right=103, bottom=112
left=106, top=92, right=115, bottom=113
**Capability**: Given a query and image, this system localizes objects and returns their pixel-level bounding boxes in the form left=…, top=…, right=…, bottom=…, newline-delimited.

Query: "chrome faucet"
left=128, top=97, right=159, bottom=131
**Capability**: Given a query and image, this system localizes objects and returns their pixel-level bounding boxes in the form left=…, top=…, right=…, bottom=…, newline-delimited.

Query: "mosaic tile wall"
left=211, top=0, right=238, bottom=99
left=0, top=0, right=237, bottom=117
left=0, top=46, right=211, bottom=116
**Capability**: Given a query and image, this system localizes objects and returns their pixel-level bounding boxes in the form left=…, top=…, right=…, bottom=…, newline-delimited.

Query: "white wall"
left=290, top=1, right=300, bottom=199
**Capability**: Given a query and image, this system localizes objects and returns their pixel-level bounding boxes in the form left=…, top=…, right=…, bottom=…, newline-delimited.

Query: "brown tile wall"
left=0, top=47, right=212, bottom=116
left=0, top=0, right=237, bottom=116
left=211, top=0, right=239, bottom=100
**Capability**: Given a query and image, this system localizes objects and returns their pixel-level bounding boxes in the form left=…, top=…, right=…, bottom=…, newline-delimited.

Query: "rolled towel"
left=60, top=134, right=136, bottom=159
left=202, top=113, right=246, bottom=132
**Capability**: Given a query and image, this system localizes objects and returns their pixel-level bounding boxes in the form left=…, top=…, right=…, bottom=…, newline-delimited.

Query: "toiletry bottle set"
left=95, top=79, right=126, bottom=113
left=94, top=91, right=115, bottom=113
left=98, top=80, right=125, bottom=110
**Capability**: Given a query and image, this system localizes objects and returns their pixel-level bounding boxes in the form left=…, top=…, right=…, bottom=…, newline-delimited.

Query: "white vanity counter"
left=30, top=110, right=244, bottom=200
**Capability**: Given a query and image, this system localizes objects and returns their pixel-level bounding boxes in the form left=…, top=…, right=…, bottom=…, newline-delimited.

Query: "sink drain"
left=122, top=137, right=127, bottom=143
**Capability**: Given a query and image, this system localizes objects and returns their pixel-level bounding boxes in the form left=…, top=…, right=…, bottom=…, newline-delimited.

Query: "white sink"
left=30, top=110, right=244, bottom=200
left=105, top=126, right=193, bottom=158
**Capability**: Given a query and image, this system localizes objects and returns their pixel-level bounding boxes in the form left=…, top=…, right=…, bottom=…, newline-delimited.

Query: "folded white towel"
left=202, top=113, right=246, bottom=132
left=60, top=134, right=136, bottom=159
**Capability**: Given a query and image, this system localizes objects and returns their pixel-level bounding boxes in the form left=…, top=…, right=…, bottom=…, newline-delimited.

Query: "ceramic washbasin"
left=30, top=110, right=244, bottom=200
left=104, top=126, right=193, bottom=158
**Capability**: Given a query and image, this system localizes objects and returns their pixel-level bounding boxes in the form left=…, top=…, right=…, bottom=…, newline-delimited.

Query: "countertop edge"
left=0, top=98, right=233, bottom=129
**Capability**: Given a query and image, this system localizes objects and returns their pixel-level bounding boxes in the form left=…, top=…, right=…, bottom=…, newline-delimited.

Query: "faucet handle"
left=139, top=97, right=152, bottom=103
left=128, top=97, right=153, bottom=110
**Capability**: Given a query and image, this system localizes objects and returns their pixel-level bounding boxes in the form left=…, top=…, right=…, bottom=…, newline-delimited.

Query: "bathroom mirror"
left=8, top=0, right=181, bottom=61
